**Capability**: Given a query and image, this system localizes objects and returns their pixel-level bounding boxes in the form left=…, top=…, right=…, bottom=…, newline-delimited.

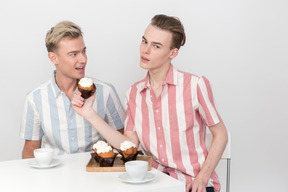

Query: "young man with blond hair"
left=20, top=21, right=124, bottom=158
left=72, top=15, right=228, bottom=192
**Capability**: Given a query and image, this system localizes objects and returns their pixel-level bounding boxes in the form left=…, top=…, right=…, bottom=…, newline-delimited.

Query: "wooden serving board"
left=86, top=155, right=152, bottom=172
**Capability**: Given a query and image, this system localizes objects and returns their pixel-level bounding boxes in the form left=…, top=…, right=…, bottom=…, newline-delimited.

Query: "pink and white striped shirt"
left=124, top=64, right=221, bottom=191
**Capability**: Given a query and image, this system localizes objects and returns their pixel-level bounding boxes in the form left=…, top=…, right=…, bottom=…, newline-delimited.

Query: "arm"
left=22, top=140, right=41, bottom=159
left=20, top=95, right=42, bottom=159
left=186, top=121, right=228, bottom=192
left=85, top=109, right=138, bottom=149
left=72, top=90, right=138, bottom=149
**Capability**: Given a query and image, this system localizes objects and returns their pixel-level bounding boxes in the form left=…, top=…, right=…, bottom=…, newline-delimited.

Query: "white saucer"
left=28, top=159, right=61, bottom=169
left=118, top=172, right=156, bottom=184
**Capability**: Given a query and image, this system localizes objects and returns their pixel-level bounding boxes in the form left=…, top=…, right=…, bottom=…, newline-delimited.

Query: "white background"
left=0, top=0, right=287, bottom=191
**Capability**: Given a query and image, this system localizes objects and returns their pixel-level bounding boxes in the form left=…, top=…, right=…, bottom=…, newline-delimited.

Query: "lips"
left=75, top=66, right=85, bottom=70
left=141, top=56, right=150, bottom=62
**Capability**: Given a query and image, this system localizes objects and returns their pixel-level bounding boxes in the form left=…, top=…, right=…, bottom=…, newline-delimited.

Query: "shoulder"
left=175, top=68, right=213, bottom=90
left=197, top=75, right=211, bottom=86
left=132, top=78, right=145, bottom=89
left=176, top=68, right=202, bottom=82
left=89, top=77, right=118, bottom=93
left=125, top=78, right=146, bottom=96
left=25, top=79, right=52, bottom=98
left=124, top=78, right=146, bottom=100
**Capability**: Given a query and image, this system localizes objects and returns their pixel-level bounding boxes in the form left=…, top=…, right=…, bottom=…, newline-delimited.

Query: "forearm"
left=22, top=140, right=41, bottom=159
left=22, top=149, right=34, bottom=159
left=196, top=121, right=228, bottom=184
left=72, top=91, right=138, bottom=149
left=85, top=110, right=136, bottom=149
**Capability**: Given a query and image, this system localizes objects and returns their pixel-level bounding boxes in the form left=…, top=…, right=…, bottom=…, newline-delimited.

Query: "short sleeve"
left=19, top=94, right=43, bottom=140
left=197, top=76, right=221, bottom=126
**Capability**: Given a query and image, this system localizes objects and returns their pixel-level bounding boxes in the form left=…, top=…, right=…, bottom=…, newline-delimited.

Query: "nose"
left=79, top=52, right=87, bottom=63
left=142, top=44, right=151, bottom=54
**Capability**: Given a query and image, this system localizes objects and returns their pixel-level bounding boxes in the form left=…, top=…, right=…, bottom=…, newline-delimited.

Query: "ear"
left=169, top=48, right=179, bottom=59
left=48, top=52, right=58, bottom=65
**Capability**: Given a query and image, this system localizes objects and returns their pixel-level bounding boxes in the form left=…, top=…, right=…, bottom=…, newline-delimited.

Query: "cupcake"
left=97, top=145, right=115, bottom=158
left=77, top=77, right=96, bottom=99
left=92, top=140, right=108, bottom=162
left=97, top=145, right=116, bottom=167
left=119, top=140, right=139, bottom=163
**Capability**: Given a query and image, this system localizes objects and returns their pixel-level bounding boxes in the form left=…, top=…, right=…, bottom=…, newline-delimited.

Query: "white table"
left=0, top=152, right=185, bottom=192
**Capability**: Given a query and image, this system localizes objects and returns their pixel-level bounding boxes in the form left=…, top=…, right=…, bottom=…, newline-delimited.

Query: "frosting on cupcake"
left=120, top=141, right=136, bottom=151
left=78, top=77, right=93, bottom=88
left=97, top=145, right=113, bottom=154
left=93, top=140, right=108, bottom=151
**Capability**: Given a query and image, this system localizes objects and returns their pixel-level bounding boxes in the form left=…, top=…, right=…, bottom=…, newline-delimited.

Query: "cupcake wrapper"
left=91, top=152, right=116, bottom=167
left=98, top=155, right=116, bottom=167
left=118, top=150, right=139, bottom=163
left=78, top=84, right=96, bottom=99
left=91, top=152, right=100, bottom=163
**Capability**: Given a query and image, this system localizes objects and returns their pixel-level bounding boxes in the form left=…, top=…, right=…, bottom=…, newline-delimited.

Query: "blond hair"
left=151, top=14, right=186, bottom=50
left=45, top=21, right=83, bottom=52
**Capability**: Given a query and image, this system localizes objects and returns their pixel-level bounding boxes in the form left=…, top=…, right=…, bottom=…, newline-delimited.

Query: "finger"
left=186, top=183, right=192, bottom=192
left=74, top=90, right=82, bottom=96
left=192, top=186, right=205, bottom=192
left=71, top=95, right=84, bottom=106
left=191, top=186, right=197, bottom=192
left=72, top=100, right=84, bottom=107
left=74, top=92, right=85, bottom=101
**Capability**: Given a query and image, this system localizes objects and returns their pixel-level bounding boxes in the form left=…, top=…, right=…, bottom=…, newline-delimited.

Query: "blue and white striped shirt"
left=20, top=71, right=125, bottom=155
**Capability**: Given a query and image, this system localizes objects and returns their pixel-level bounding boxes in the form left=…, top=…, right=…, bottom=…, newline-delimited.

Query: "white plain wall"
left=1, top=0, right=287, bottom=191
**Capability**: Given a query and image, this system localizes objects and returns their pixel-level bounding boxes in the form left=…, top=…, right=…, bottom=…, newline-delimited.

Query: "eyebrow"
left=142, top=36, right=163, bottom=47
left=67, top=47, right=86, bottom=54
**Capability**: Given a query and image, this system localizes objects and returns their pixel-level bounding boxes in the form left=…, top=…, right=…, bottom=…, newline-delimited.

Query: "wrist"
left=83, top=109, right=97, bottom=121
left=194, top=173, right=209, bottom=187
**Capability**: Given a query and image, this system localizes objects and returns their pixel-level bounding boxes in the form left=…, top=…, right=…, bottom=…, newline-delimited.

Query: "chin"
left=140, top=62, right=149, bottom=70
left=77, top=74, right=85, bottom=80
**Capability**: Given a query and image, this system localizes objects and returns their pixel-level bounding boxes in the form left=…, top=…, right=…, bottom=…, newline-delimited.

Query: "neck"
left=149, top=63, right=170, bottom=86
left=148, top=63, right=170, bottom=99
left=55, top=73, right=77, bottom=100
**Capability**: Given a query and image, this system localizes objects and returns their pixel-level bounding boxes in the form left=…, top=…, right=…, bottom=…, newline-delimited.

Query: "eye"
left=142, top=39, right=147, bottom=44
left=154, top=45, right=160, bottom=49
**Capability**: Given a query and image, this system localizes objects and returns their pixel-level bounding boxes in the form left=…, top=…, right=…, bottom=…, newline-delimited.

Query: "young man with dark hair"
left=72, top=15, right=228, bottom=192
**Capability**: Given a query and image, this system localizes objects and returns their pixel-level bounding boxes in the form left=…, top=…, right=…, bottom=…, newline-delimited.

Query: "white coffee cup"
left=34, top=148, right=54, bottom=166
left=125, top=160, right=148, bottom=181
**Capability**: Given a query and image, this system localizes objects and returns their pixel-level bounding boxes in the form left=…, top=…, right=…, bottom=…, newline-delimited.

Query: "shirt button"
left=162, top=158, right=165, bottom=162
left=72, top=137, right=75, bottom=141
left=160, top=144, right=163, bottom=148
left=157, top=127, right=160, bottom=130
left=155, top=109, right=159, bottom=113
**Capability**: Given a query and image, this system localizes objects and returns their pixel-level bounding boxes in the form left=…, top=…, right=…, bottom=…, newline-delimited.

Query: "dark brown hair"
left=151, top=14, right=186, bottom=50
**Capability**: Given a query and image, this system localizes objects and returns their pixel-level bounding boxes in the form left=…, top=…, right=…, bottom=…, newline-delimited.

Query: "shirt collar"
left=137, top=64, right=178, bottom=92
